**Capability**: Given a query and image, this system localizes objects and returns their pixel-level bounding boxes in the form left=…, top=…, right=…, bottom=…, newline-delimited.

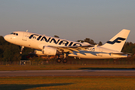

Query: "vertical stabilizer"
left=101, top=29, right=130, bottom=52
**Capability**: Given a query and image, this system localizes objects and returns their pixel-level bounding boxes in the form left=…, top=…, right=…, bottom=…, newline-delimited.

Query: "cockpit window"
left=11, top=33, right=18, bottom=36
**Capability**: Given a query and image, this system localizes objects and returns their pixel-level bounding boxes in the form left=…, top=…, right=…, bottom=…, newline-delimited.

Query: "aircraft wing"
left=49, top=45, right=94, bottom=53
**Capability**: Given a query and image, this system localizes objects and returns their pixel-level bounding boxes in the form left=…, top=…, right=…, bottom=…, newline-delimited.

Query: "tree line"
left=0, top=35, right=135, bottom=62
left=0, top=36, right=33, bottom=62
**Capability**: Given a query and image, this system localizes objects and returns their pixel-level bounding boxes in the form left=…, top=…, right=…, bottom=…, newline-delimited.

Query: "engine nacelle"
left=34, top=46, right=57, bottom=56
left=34, top=50, right=44, bottom=56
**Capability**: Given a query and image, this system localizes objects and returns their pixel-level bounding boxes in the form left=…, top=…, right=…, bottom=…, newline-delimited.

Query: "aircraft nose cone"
left=4, top=35, right=11, bottom=42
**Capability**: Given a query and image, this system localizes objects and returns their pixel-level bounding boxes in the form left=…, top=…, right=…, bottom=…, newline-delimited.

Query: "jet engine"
left=34, top=46, right=57, bottom=56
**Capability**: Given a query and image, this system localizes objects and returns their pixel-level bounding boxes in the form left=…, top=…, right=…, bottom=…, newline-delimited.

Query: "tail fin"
left=101, top=29, right=130, bottom=52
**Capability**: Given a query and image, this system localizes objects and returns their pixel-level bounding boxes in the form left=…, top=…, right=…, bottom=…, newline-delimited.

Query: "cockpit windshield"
left=11, top=33, right=18, bottom=36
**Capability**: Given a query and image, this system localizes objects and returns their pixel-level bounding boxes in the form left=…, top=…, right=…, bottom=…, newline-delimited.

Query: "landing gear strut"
left=20, top=46, right=24, bottom=54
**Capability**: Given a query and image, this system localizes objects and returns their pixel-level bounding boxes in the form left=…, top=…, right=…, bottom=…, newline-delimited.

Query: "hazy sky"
left=0, top=0, right=135, bottom=43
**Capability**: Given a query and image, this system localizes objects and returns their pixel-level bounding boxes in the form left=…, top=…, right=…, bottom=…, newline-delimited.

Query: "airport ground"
left=0, top=64, right=135, bottom=90
left=0, top=76, right=135, bottom=90
left=0, top=64, right=135, bottom=71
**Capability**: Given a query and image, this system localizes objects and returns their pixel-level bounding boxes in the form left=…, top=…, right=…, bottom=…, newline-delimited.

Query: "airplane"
left=4, top=29, right=130, bottom=63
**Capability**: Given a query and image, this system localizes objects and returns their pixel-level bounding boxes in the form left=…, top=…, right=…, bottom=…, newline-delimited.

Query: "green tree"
left=0, top=36, right=6, bottom=45
left=132, top=48, right=135, bottom=55
left=98, top=41, right=103, bottom=46
left=22, top=47, right=34, bottom=55
left=84, top=38, right=96, bottom=45
left=3, top=44, right=21, bottom=62
left=0, top=36, right=7, bottom=60
left=0, top=47, right=3, bottom=60
left=84, top=38, right=90, bottom=43
left=122, top=42, right=135, bottom=54
left=77, top=40, right=84, bottom=43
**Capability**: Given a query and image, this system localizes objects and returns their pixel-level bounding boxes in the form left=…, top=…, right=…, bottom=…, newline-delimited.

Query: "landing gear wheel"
left=56, top=58, right=61, bottom=63
left=63, top=59, right=67, bottom=63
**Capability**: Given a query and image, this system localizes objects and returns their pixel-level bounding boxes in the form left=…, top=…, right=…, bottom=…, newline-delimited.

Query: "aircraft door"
left=22, top=32, right=29, bottom=41
left=22, top=32, right=31, bottom=47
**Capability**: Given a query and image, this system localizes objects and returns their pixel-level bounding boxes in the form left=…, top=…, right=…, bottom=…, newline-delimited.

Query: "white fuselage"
left=4, top=31, right=128, bottom=59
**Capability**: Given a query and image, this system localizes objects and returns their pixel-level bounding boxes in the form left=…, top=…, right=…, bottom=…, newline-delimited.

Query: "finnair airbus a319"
left=4, top=29, right=130, bottom=63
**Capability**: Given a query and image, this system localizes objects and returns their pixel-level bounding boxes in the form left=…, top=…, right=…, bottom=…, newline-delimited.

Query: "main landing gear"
left=56, top=53, right=68, bottom=63
left=56, top=58, right=67, bottom=63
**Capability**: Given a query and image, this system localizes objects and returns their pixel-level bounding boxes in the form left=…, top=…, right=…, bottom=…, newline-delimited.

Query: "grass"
left=0, top=64, right=135, bottom=71
left=0, top=76, right=135, bottom=90
left=0, top=65, right=135, bottom=90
